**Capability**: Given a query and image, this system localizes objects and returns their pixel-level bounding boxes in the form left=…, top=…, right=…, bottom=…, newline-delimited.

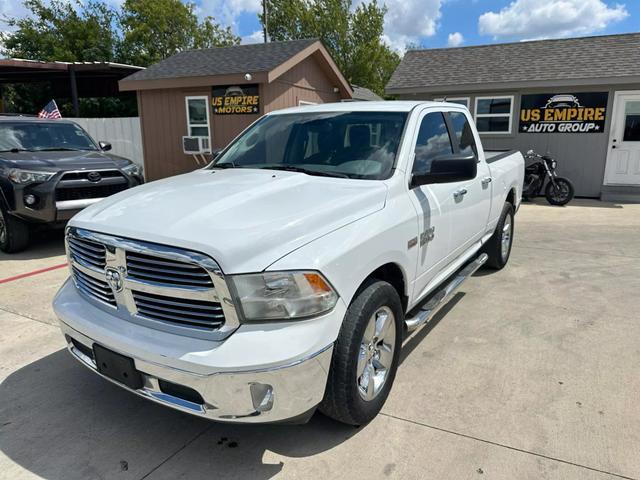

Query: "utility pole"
left=262, top=0, right=269, bottom=43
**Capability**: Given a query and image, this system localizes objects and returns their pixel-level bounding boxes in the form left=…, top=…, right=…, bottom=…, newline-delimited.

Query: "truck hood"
left=0, top=150, right=132, bottom=170
left=70, top=169, right=388, bottom=273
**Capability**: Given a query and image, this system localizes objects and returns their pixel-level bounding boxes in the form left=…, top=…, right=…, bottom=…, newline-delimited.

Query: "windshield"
left=0, top=121, right=98, bottom=152
left=211, top=111, right=408, bottom=180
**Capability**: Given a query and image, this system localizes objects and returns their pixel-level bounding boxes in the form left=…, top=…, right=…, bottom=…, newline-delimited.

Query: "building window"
left=434, top=97, right=470, bottom=108
left=185, top=96, right=211, bottom=140
left=474, top=96, right=513, bottom=134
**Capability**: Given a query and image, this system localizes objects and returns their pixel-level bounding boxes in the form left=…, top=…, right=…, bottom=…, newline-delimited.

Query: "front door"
left=604, top=92, right=640, bottom=185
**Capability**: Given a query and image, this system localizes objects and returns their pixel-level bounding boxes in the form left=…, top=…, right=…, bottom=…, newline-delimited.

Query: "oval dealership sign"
left=519, top=92, right=608, bottom=133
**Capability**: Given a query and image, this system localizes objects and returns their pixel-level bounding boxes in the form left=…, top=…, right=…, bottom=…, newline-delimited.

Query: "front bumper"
left=54, top=280, right=342, bottom=423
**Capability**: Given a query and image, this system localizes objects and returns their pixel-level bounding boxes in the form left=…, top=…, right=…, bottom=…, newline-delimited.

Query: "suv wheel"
left=0, top=205, right=30, bottom=253
left=319, top=279, right=403, bottom=425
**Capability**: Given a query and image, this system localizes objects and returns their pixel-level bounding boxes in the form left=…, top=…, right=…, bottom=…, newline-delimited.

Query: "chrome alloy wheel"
left=0, top=209, right=6, bottom=246
left=356, top=306, right=396, bottom=401
left=501, top=214, right=513, bottom=261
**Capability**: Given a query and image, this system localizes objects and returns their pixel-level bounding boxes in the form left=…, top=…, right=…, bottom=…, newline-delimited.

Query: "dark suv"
left=0, top=117, right=144, bottom=253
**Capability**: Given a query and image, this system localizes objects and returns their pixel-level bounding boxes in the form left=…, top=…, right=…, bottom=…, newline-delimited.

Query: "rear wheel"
left=481, top=202, right=514, bottom=270
left=319, top=280, right=403, bottom=425
left=0, top=205, right=30, bottom=253
left=545, top=177, right=574, bottom=206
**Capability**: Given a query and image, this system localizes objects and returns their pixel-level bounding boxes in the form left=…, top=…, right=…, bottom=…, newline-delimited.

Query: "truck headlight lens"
left=8, top=168, right=55, bottom=185
left=122, top=163, right=143, bottom=177
left=229, top=271, right=338, bottom=321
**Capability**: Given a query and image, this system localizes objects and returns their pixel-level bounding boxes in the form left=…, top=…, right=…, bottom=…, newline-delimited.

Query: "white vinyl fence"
left=72, top=117, right=143, bottom=167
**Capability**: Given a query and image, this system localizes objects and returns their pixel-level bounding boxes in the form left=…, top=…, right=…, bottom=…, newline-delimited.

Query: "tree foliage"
left=2, top=0, right=119, bottom=62
left=118, top=0, right=239, bottom=66
left=262, top=0, right=400, bottom=96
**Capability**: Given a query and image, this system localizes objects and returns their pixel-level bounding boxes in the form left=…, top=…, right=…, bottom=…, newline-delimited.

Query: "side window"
left=448, top=111, right=478, bottom=157
left=412, top=112, right=453, bottom=174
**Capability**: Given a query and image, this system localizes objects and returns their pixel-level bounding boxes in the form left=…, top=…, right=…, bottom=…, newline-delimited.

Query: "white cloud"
left=447, top=31, right=464, bottom=47
left=241, top=29, right=264, bottom=44
left=478, top=0, right=628, bottom=40
left=382, top=0, right=443, bottom=51
left=198, top=0, right=261, bottom=32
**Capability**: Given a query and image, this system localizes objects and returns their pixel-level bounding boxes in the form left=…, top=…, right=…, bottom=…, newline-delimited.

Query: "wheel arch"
left=358, top=262, right=409, bottom=314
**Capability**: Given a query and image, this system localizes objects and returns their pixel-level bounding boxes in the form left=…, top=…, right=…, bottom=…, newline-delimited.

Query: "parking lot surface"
left=1, top=199, right=639, bottom=480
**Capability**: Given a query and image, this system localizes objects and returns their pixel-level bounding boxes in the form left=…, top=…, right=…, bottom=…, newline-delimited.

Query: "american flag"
left=38, top=100, right=62, bottom=119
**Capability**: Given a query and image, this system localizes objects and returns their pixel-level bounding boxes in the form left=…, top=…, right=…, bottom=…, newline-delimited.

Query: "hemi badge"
left=407, top=237, right=418, bottom=249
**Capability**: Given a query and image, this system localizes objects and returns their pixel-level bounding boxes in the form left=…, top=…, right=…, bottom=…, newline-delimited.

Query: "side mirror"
left=99, top=141, right=112, bottom=151
left=411, top=154, right=477, bottom=187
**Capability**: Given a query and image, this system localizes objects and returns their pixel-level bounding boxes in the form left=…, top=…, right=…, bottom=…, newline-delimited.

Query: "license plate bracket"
left=93, top=344, right=144, bottom=390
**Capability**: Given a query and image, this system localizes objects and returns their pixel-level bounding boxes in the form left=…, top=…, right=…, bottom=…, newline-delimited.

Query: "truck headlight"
left=229, top=271, right=338, bottom=321
left=122, top=163, right=143, bottom=177
left=8, top=168, right=55, bottom=185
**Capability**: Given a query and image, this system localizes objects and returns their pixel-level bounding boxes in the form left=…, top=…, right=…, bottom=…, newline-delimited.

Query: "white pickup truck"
left=53, top=101, right=524, bottom=425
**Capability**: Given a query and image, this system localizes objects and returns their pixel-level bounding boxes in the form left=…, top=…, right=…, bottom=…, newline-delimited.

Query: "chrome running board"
left=405, top=253, right=488, bottom=332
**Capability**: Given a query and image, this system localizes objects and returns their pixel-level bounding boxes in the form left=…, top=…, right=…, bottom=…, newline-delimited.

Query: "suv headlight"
left=7, top=168, right=55, bottom=185
left=229, top=271, right=338, bottom=321
left=122, top=163, right=143, bottom=177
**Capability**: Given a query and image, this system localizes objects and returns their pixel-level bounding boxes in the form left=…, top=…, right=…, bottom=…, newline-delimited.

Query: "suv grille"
left=56, top=169, right=128, bottom=202
left=56, top=183, right=128, bottom=201
left=126, top=251, right=214, bottom=287
left=72, top=266, right=116, bottom=307
left=132, top=290, right=224, bottom=330
left=68, top=236, right=106, bottom=269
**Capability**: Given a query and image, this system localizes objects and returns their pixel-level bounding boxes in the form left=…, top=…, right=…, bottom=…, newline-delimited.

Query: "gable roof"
left=351, top=85, right=382, bottom=101
left=386, top=32, right=640, bottom=95
left=119, top=39, right=352, bottom=97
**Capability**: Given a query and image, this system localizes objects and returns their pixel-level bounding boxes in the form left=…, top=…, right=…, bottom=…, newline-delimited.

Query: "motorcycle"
left=523, top=150, right=575, bottom=206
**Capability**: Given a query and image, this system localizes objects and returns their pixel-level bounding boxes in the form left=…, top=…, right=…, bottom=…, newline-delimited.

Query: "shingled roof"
left=386, top=33, right=640, bottom=94
left=123, top=39, right=317, bottom=82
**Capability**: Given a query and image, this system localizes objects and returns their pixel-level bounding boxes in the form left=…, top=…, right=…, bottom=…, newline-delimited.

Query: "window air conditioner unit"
left=182, top=136, right=211, bottom=154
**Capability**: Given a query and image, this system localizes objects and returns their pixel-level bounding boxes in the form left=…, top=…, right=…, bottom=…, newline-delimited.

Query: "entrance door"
left=604, top=92, right=640, bottom=185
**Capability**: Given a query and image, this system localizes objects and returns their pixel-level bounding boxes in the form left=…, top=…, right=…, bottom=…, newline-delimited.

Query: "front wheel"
left=545, top=177, right=574, bottom=206
left=319, top=280, right=403, bottom=425
left=0, top=205, right=30, bottom=253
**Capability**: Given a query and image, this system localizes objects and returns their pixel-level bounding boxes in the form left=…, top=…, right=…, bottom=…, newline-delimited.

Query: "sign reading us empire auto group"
left=519, top=92, right=608, bottom=133
left=212, top=84, right=260, bottom=114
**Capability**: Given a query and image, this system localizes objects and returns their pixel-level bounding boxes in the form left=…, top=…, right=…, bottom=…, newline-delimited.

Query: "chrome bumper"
left=60, top=321, right=333, bottom=423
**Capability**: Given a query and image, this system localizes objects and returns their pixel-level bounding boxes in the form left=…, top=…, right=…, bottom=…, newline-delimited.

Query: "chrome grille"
left=133, top=290, right=224, bottom=330
left=65, top=227, right=240, bottom=340
left=72, top=266, right=116, bottom=307
left=126, top=251, right=214, bottom=287
left=68, top=236, right=106, bottom=269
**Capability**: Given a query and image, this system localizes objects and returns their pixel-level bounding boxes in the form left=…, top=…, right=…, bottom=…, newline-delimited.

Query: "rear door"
left=444, top=110, right=492, bottom=256
left=407, top=110, right=457, bottom=301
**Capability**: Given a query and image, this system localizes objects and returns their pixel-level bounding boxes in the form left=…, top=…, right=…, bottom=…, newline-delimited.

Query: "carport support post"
left=69, top=69, right=80, bottom=117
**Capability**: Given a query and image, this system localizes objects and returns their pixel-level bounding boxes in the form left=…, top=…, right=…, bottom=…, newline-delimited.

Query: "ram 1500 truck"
left=53, top=101, right=524, bottom=425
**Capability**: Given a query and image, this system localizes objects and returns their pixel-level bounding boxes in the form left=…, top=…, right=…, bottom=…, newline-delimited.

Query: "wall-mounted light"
left=245, top=73, right=253, bottom=81
left=333, top=87, right=339, bottom=93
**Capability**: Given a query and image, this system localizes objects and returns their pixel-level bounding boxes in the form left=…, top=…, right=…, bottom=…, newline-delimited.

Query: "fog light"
left=250, top=383, right=274, bottom=412
left=24, top=194, right=37, bottom=206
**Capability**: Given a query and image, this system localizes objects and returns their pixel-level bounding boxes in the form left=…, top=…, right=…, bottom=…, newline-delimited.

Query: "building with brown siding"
left=119, top=39, right=353, bottom=181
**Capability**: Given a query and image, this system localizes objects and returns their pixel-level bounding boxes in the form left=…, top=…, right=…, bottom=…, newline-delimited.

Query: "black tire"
left=319, top=279, right=403, bottom=425
left=0, top=204, right=30, bottom=253
left=481, top=202, right=514, bottom=270
left=545, top=177, right=574, bottom=206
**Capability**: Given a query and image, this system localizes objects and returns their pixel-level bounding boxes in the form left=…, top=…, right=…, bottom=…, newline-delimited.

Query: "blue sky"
left=1, top=0, right=638, bottom=52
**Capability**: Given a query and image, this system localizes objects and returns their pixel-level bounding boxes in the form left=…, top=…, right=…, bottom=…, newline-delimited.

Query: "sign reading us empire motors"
left=519, top=92, right=608, bottom=133
left=212, top=84, right=260, bottom=114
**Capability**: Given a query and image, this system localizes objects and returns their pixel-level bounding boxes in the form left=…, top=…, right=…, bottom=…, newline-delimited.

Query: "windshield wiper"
left=0, top=148, right=33, bottom=153
left=35, top=147, right=84, bottom=152
left=261, top=165, right=350, bottom=178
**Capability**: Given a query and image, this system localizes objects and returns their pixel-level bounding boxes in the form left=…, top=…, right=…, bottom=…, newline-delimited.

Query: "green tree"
left=262, top=0, right=400, bottom=96
left=118, top=0, right=240, bottom=66
left=2, top=0, right=119, bottom=62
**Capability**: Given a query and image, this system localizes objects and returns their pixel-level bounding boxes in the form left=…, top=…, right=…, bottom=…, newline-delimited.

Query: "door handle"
left=454, top=188, right=468, bottom=199
left=481, top=177, right=492, bottom=186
